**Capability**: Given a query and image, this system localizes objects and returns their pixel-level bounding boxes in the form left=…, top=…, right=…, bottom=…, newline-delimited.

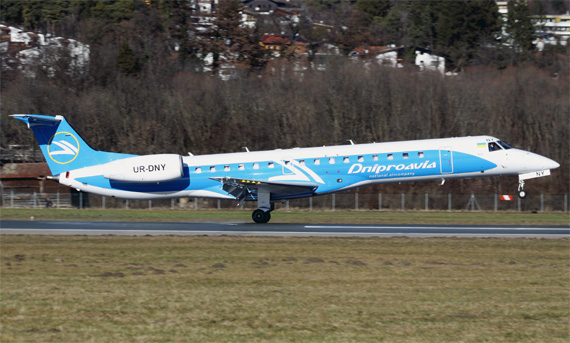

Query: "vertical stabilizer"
left=12, top=114, right=127, bottom=175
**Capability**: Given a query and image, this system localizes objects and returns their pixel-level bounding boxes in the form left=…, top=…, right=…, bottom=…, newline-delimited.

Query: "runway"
left=1, top=220, right=568, bottom=238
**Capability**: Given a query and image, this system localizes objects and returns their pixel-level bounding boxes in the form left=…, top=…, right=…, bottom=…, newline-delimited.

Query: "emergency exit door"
left=439, top=147, right=453, bottom=174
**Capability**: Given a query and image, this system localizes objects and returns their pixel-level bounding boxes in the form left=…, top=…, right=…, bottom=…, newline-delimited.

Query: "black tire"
left=518, top=190, right=527, bottom=199
left=252, top=209, right=271, bottom=224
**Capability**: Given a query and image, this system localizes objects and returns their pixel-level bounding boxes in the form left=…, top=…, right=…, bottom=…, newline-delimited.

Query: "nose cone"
left=532, top=153, right=559, bottom=171
left=546, top=158, right=560, bottom=170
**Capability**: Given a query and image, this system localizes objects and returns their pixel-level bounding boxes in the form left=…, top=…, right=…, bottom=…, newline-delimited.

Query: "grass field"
left=1, top=235, right=569, bottom=342
left=1, top=208, right=569, bottom=226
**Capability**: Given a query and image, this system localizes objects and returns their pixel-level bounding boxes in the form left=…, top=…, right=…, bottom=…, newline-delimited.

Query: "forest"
left=1, top=0, right=568, bottom=196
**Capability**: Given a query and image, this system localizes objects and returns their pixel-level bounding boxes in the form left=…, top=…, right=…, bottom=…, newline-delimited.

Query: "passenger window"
left=388, top=154, right=394, bottom=160
left=224, top=165, right=230, bottom=171
left=372, top=155, right=378, bottom=161
left=329, top=157, right=335, bottom=164
left=195, top=167, right=202, bottom=174
left=343, top=157, right=350, bottom=163
left=238, top=164, right=245, bottom=171
left=418, top=152, right=424, bottom=158
left=268, top=162, right=274, bottom=168
left=358, top=156, right=364, bottom=162
left=299, top=160, right=305, bottom=166
left=210, top=166, right=216, bottom=172
left=314, top=159, right=320, bottom=165
left=253, top=163, right=259, bottom=169
left=403, top=153, right=409, bottom=159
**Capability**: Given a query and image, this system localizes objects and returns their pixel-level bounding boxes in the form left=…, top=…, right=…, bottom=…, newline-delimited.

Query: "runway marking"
left=305, top=225, right=570, bottom=231
left=1, top=228, right=568, bottom=238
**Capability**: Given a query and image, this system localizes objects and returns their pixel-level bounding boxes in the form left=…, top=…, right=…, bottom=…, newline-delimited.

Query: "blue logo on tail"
left=13, top=114, right=135, bottom=175
left=48, top=132, right=80, bottom=164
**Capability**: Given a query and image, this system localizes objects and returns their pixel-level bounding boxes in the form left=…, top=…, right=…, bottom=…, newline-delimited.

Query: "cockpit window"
left=488, top=142, right=501, bottom=152
left=497, top=141, right=513, bottom=150
left=489, top=141, right=513, bottom=152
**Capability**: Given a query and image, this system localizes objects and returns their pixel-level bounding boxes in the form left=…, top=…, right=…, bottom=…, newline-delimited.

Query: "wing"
left=210, top=177, right=319, bottom=205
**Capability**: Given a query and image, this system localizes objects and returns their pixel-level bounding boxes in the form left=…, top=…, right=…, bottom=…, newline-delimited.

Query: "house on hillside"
left=535, top=33, right=567, bottom=51
left=195, top=0, right=214, bottom=14
left=259, top=34, right=308, bottom=55
left=535, top=13, right=570, bottom=43
left=241, top=0, right=301, bottom=29
left=243, top=0, right=302, bottom=14
left=349, top=45, right=403, bottom=68
left=244, top=0, right=279, bottom=13
left=415, top=50, right=445, bottom=74
left=0, top=23, right=89, bottom=78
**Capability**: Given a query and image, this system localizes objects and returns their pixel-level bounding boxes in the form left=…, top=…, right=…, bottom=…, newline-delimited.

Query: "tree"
left=374, top=2, right=408, bottom=46
left=209, top=0, right=263, bottom=70
left=21, top=0, right=45, bottom=31
left=117, top=43, right=140, bottom=75
left=506, top=0, right=536, bottom=54
left=408, top=0, right=501, bottom=71
left=408, top=1, right=437, bottom=50
left=435, top=0, right=501, bottom=70
left=0, top=0, right=25, bottom=26
left=354, top=0, right=391, bottom=24
left=352, top=0, right=403, bottom=46
left=42, top=0, right=71, bottom=33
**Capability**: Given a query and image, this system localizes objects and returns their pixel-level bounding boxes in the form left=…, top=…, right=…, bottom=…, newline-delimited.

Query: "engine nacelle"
left=103, top=154, right=184, bottom=183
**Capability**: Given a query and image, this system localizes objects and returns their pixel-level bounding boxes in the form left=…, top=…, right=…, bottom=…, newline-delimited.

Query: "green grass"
left=1, top=236, right=569, bottom=342
left=1, top=208, right=569, bottom=225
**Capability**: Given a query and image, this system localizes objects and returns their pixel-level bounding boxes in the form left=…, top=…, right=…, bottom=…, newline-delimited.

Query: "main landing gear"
left=518, top=180, right=527, bottom=199
left=252, top=209, right=271, bottom=224
left=252, top=188, right=273, bottom=224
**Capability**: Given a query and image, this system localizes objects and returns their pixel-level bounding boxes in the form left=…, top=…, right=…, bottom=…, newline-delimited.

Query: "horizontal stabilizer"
left=11, top=114, right=63, bottom=129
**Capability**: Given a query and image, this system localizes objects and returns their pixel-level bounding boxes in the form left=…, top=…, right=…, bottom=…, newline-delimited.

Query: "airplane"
left=12, top=114, right=560, bottom=223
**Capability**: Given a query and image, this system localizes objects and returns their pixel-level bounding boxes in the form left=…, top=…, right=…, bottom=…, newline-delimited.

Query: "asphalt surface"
left=1, top=220, right=568, bottom=238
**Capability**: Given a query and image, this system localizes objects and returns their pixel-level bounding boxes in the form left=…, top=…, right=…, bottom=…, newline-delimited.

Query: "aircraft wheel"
left=252, top=209, right=271, bottom=224
left=518, top=190, right=527, bottom=199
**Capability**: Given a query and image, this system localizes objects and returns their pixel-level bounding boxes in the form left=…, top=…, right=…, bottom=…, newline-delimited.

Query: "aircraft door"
left=281, top=158, right=295, bottom=175
left=439, top=147, right=453, bottom=174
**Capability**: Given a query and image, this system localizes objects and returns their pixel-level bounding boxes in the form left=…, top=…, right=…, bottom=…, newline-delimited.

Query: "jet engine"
left=103, top=154, right=184, bottom=183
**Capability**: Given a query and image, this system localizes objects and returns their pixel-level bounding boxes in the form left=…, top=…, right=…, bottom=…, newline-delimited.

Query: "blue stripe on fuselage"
left=75, top=175, right=191, bottom=192
left=342, top=151, right=496, bottom=177
left=75, top=150, right=496, bottom=197
left=311, top=150, right=496, bottom=193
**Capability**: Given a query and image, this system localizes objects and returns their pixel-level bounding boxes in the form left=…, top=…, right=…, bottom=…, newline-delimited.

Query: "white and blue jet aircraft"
left=13, top=114, right=560, bottom=223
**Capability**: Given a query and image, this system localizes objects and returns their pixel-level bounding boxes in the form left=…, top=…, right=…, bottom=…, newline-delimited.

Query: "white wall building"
left=1, top=24, right=89, bottom=77
left=415, top=51, right=445, bottom=74
left=533, top=13, right=570, bottom=50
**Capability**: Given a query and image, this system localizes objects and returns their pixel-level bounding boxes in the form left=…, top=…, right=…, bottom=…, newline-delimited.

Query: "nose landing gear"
left=518, top=180, right=527, bottom=199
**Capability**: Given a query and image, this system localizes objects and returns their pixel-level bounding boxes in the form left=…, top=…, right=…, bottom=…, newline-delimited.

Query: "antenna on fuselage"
left=243, top=147, right=250, bottom=152
left=347, top=140, right=355, bottom=145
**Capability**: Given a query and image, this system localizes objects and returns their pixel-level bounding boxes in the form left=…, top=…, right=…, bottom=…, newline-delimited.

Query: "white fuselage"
left=57, top=135, right=559, bottom=201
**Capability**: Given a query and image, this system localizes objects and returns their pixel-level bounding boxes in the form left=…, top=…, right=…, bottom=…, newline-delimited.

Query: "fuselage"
left=13, top=114, right=560, bottom=223
left=58, top=135, right=559, bottom=201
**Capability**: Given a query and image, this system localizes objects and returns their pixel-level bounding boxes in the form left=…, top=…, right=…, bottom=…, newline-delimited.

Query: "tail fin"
left=12, top=114, right=127, bottom=175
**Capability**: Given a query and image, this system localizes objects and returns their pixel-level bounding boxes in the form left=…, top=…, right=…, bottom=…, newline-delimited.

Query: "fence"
left=1, top=189, right=568, bottom=212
